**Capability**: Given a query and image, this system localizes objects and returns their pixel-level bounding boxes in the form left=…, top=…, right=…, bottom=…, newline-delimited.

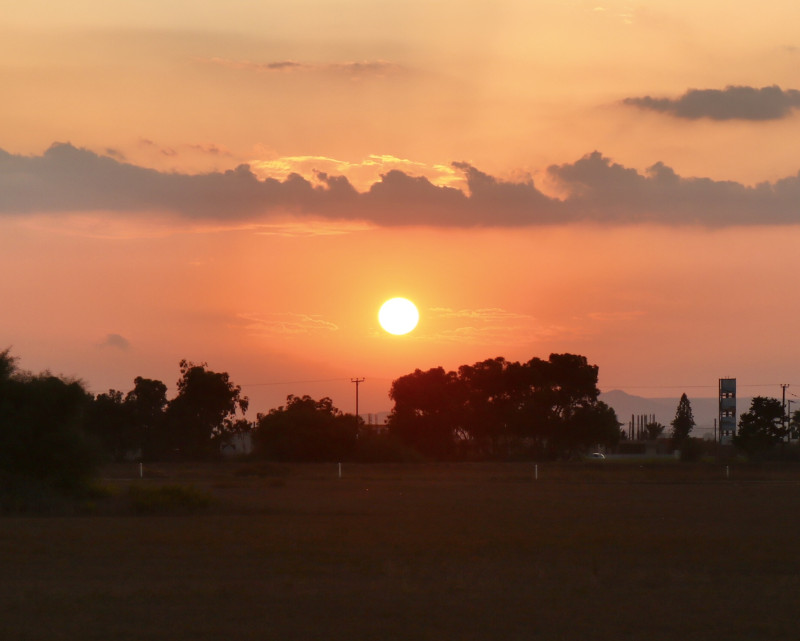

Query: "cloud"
left=203, top=57, right=405, bottom=78
left=546, top=151, right=800, bottom=225
left=237, top=312, right=338, bottom=335
left=138, top=138, right=232, bottom=160
left=426, top=307, right=585, bottom=345
left=623, top=85, right=800, bottom=120
left=587, top=311, right=646, bottom=322
left=254, top=220, right=374, bottom=237
left=2, top=143, right=800, bottom=227
left=427, top=307, right=537, bottom=345
left=186, top=143, right=233, bottom=157
left=0, top=142, right=320, bottom=218
left=99, top=333, right=130, bottom=350
left=429, top=307, right=532, bottom=322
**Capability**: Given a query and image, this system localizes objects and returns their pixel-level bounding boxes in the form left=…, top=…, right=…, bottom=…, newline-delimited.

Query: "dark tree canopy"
left=86, top=389, right=135, bottom=462
left=86, top=376, right=169, bottom=461
left=389, top=367, right=465, bottom=459
left=87, top=362, right=249, bottom=461
left=253, top=395, right=358, bottom=461
left=126, top=377, right=168, bottom=460
left=0, top=349, right=99, bottom=489
left=388, top=354, right=620, bottom=460
left=163, top=360, right=249, bottom=459
left=735, top=396, right=786, bottom=457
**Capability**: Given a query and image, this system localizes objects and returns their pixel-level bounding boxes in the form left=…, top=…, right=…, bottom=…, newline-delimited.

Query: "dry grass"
left=2, top=461, right=800, bottom=640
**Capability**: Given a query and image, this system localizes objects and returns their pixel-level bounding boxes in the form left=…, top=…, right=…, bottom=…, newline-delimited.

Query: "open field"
left=2, top=461, right=800, bottom=640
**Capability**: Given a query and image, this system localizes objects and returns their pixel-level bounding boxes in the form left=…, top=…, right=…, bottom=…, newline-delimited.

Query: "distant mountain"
left=599, top=390, right=751, bottom=440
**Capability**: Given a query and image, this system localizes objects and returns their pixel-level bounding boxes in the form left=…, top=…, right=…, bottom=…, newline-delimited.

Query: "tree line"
left=3, top=345, right=800, bottom=496
left=1, top=349, right=623, bottom=487
left=0, top=350, right=251, bottom=492
left=734, top=396, right=800, bottom=458
left=89, top=359, right=249, bottom=461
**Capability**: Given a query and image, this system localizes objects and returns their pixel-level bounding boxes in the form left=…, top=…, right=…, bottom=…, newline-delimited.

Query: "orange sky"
left=2, top=1, right=800, bottom=421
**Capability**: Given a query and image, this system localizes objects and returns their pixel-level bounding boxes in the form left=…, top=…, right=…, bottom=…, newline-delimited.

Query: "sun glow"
left=378, top=298, right=419, bottom=335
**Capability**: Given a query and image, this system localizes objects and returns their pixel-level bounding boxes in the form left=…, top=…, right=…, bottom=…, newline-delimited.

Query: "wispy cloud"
left=429, top=307, right=531, bottom=322
left=253, top=220, right=374, bottom=237
left=624, top=85, right=800, bottom=121
left=425, top=307, right=581, bottom=345
left=238, top=312, right=338, bottom=335
left=3, top=143, right=800, bottom=227
left=202, top=57, right=405, bottom=78
left=99, top=333, right=130, bottom=350
left=587, top=310, right=646, bottom=322
left=139, top=138, right=233, bottom=159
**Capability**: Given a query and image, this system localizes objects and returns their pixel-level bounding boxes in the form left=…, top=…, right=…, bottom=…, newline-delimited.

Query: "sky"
left=2, top=0, right=800, bottom=420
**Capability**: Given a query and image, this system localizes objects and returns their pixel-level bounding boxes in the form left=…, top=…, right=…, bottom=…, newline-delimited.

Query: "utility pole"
left=781, top=384, right=790, bottom=441
left=351, top=377, right=365, bottom=421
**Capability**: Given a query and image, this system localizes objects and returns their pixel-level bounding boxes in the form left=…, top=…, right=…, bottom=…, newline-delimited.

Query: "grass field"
left=2, top=461, right=800, bottom=640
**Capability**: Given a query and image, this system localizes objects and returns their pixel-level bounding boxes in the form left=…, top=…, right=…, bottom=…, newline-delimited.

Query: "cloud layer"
left=624, top=85, right=800, bottom=121
left=2, top=143, right=800, bottom=227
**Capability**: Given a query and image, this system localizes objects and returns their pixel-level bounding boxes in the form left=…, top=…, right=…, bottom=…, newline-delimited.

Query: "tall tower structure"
left=719, top=378, right=736, bottom=444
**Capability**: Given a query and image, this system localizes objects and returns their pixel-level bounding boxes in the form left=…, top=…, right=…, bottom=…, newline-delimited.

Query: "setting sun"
left=378, top=298, right=419, bottom=335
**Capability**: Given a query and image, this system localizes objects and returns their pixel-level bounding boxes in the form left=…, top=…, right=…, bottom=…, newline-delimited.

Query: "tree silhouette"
left=388, top=354, right=619, bottom=460
left=254, top=395, right=358, bottom=461
left=734, top=396, right=786, bottom=457
left=163, top=360, right=248, bottom=459
left=87, top=377, right=168, bottom=461
left=125, top=377, right=167, bottom=460
left=671, top=393, right=695, bottom=448
left=388, top=367, right=465, bottom=459
left=87, top=389, right=134, bottom=462
left=0, top=349, right=99, bottom=490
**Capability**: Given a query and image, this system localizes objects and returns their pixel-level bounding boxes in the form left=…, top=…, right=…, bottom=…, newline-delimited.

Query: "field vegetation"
left=4, top=347, right=800, bottom=638
left=2, top=461, right=800, bottom=640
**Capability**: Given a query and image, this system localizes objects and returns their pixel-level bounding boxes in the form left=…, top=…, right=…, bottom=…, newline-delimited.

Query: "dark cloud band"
left=1, top=143, right=799, bottom=227
left=624, top=85, right=800, bottom=121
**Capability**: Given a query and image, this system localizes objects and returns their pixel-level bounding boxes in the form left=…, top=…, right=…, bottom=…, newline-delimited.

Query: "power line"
left=602, top=383, right=800, bottom=391
left=240, top=377, right=353, bottom=387
left=240, top=375, right=395, bottom=388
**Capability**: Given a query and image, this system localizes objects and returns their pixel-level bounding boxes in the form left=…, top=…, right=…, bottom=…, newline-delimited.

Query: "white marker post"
left=139, top=462, right=143, bottom=479
left=535, top=464, right=538, bottom=481
left=338, top=462, right=342, bottom=479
